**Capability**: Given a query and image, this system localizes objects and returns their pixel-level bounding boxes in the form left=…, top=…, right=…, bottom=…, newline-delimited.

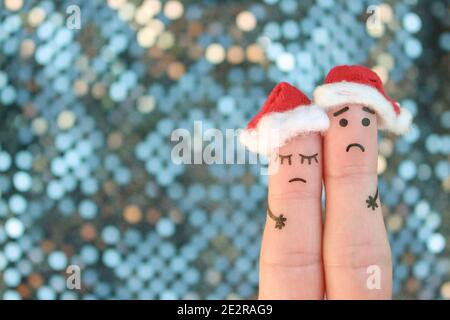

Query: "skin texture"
left=259, top=133, right=324, bottom=299
left=322, top=103, right=392, bottom=299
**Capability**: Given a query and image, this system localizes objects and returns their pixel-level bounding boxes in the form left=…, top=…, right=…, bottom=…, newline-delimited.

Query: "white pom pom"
left=393, top=107, right=413, bottom=135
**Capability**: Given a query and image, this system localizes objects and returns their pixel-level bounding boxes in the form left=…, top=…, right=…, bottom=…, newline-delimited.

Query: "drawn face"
left=324, top=103, right=378, bottom=176
left=268, top=133, right=322, bottom=196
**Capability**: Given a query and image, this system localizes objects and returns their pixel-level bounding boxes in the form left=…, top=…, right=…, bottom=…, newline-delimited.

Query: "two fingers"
left=259, top=105, right=392, bottom=299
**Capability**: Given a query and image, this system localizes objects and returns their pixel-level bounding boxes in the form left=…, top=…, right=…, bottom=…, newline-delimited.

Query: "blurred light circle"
left=403, top=12, right=422, bottom=33
left=427, top=233, right=445, bottom=253
left=218, top=96, right=235, bottom=114
left=137, top=27, right=156, bottom=48
left=161, top=291, right=177, bottom=299
left=60, top=291, right=78, bottom=300
left=184, top=268, right=200, bottom=284
left=137, top=265, right=154, bottom=280
left=4, top=242, right=22, bottom=261
left=415, top=201, right=430, bottom=218
left=81, top=177, right=99, bottom=195
left=0, top=151, right=12, bottom=171
left=62, top=174, right=77, bottom=192
left=57, top=110, right=76, bottom=130
left=426, top=213, right=441, bottom=229
left=413, top=260, right=430, bottom=279
left=435, top=160, right=450, bottom=179
left=28, top=7, right=46, bottom=27
left=318, top=0, right=333, bottom=8
left=35, top=45, right=53, bottom=64
left=37, top=286, right=56, bottom=300
left=109, top=82, right=127, bottom=102
left=102, top=225, right=121, bottom=244
left=81, top=245, right=99, bottom=265
left=264, top=22, right=280, bottom=40
left=59, top=198, right=75, bottom=216
left=137, top=95, right=156, bottom=114
left=205, top=43, right=225, bottom=64
left=3, top=268, right=21, bottom=286
left=398, top=160, right=416, bottom=181
left=15, top=151, right=33, bottom=169
left=282, top=20, right=299, bottom=39
left=103, top=249, right=122, bottom=267
left=49, top=275, right=66, bottom=292
left=236, top=11, right=257, bottom=32
left=156, top=218, right=175, bottom=237
left=276, top=52, right=295, bottom=72
left=5, top=218, right=24, bottom=238
left=123, top=205, right=142, bottom=224
left=1, top=86, right=17, bottom=104
left=32, top=117, right=48, bottom=135
left=127, top=276, right=142, bottom=292
left=3, top=290, right=21, bottom=300
left=404, top=38, right=422, bottom=58
left=56, top=133, right=73, bottom=152
left=13, top=171, right=32, bottom=192
left=48, top=251, right=68, bottom=271
left=5, top=0, right=23, bottom=11
left=79, top=200, right=98, bottom=219
left=425, top=134, right=441, bottom=154
left=164, top=0, right=184, bottom=20
left=115, top=167, right=131, bottom=185
left=312, top=27, right=329, bottom=45
left=403, top=186, right=420, bottom=205
left=47, top=180, right=64, bottom=200
left=159, top=242, right=175, bottom=258
left=157, top=31, right=175, bottom=50
left=115, top=263, right=131, bottom=279
left=8, top=194, right=27, bottom=214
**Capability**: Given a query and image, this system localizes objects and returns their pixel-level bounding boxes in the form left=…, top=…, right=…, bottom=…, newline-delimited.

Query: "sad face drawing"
left=314, top=65, right=412, bottom=209
left=240, top=82, right=329, bottom=229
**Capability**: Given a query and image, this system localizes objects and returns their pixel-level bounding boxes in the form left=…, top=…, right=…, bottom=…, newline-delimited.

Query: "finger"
left=322, top=104, right=392, bottom=299
left=259, top=133, right=324, bottom=299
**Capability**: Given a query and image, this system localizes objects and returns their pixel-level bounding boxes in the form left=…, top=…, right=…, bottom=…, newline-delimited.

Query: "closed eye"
left=278, top=153, right=292, bottom=165
left=299, top=153, right=318, bottom=165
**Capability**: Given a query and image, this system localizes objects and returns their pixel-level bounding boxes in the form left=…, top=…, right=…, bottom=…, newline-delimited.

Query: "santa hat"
left=239, top=82, right=329, bottom=155
left=313, top=65, right=412, bottom=135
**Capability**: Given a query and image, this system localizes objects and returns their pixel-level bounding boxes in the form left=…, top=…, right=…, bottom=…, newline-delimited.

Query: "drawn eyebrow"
left=362, top=106, right=375, bottom=114
left=333, top=106, right=349, bottom=117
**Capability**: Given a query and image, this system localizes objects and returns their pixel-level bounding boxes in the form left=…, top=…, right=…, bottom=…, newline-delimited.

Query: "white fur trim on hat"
left=313, top=81, right=412, bottom=135
left=239, top=105, right=329, bottom=155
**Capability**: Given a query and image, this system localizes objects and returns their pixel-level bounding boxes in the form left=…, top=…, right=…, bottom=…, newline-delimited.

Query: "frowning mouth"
left=288, top=177, right=307, bottom=183
left=346, top=143, right=365, bottom=152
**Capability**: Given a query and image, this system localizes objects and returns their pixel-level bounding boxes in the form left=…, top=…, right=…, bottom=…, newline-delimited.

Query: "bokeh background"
left=0, top=0, right=449, bottom=300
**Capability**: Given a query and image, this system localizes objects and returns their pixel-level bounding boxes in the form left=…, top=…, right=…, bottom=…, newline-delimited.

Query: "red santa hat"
left=239, top=82, right=329, bottom=155
left=313, top=65, right=412, bottom=135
